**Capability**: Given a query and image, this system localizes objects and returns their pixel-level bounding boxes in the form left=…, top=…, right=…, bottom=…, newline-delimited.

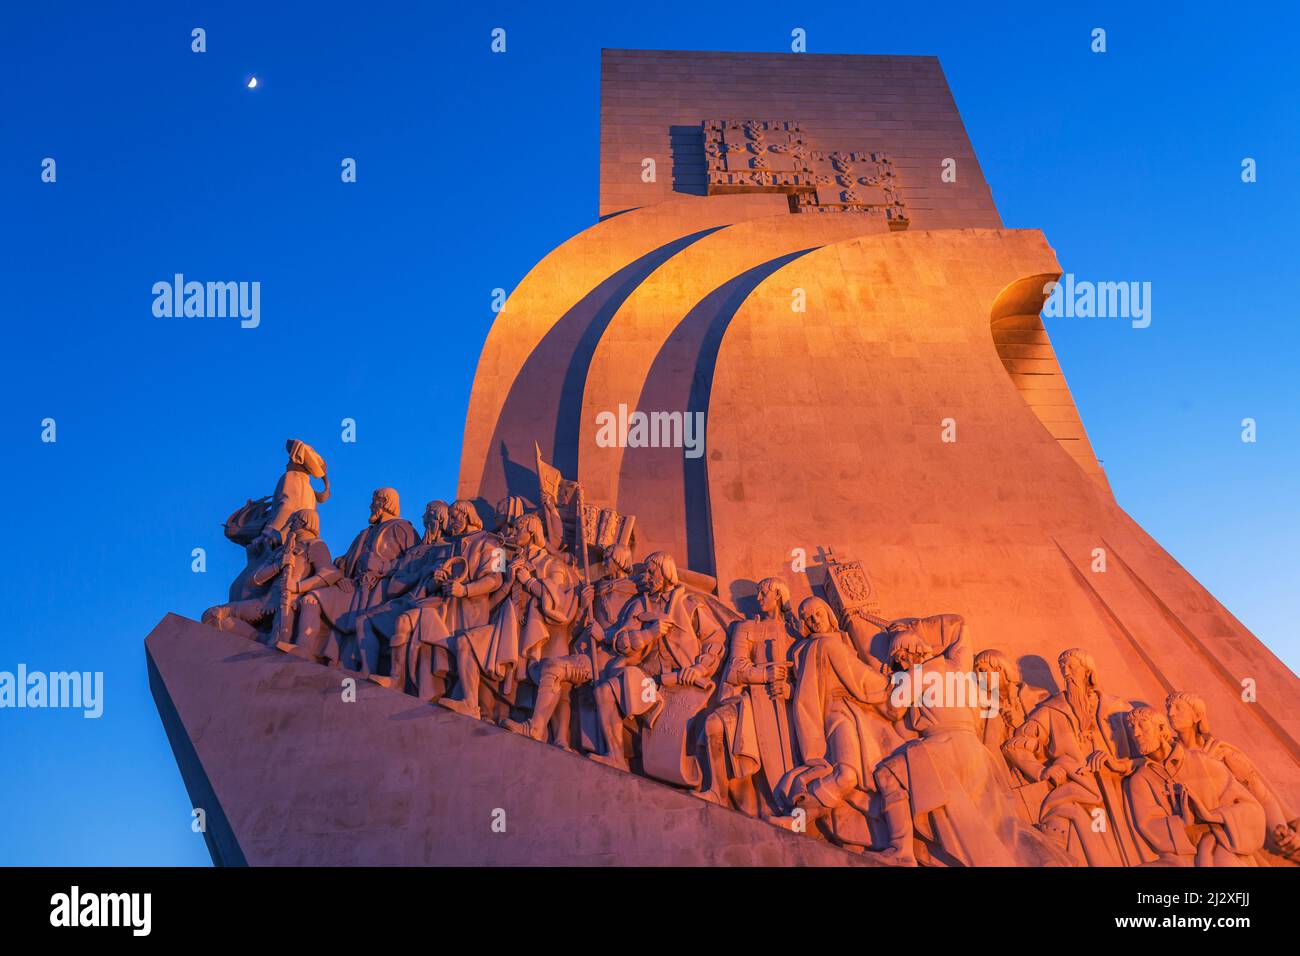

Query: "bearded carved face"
left=1061, top=656, right=1093, bottom=692
left=974, top=659, right=1008, bottom=686
left=638, top=562, right=668, bottom=596
left=447, top=506, right=471, bottom=536
left=423, top=504, right=446, bottom=537
left=369, top=492, right=387, bottom=523
left=891, top=649, right=916, bottom=672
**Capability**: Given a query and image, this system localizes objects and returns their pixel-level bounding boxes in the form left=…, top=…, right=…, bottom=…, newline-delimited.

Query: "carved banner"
left=640, top=681, right=712, bottom=788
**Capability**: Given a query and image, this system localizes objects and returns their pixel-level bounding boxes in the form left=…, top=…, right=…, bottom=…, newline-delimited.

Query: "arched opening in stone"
left=990, top=274, right=1110, bottom=492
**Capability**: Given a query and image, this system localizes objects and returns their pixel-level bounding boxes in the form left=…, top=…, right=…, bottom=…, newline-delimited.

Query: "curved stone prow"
left=146, top=613, right=878, bottom=866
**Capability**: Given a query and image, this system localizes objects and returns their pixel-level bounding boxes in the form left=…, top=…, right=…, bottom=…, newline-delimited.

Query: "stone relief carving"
left=1165, top=691, right=1300, bottom=860
left=1125, top=706, right=1266, bottom=866
left=702, top=119, right=909, bottom=227
left=700, top=576, right=799, bottom=817
left=1002, top=648, right=1145, bottom=866
left=200, top=440, right=1298, bottom=867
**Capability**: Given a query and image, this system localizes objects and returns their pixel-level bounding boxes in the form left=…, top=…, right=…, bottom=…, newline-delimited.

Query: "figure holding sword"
left=699, top=576, right=801, bottom=816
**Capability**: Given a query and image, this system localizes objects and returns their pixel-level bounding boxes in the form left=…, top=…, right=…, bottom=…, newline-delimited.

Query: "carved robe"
left=1196, top=735, right=1296, bottom=836
left=979, top=681, right=1048, bottom=784
left=264, top=441, right=327, bottom=536
left=1003, top=691, right=1146, bottom=866
left=602, top=585, right=726, bottom=719
left=522, top=574, right=640, bottom=748
left=874, top=628, right=1071, bottom=866
left=551, top=575, right=640, bottom=686
left=406, top=529, right=503, bottom=644
left=784, top=630, right=891, bottom=800
left=876, top=655, right=1028, bottom=866
left=458, top=546, right=579, bottom=695
left=1126, top=743, right=1266, bottom=866
left=299, top=516, right=418, bottom=664
left=351, top=537, right=454, bottom=675
left=355, top=538, right=453, bottom=628
left=333, top=517, right=419, bottom=620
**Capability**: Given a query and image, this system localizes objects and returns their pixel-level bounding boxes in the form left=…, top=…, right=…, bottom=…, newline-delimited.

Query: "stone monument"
left=148, top=49, right=1300, bottom=867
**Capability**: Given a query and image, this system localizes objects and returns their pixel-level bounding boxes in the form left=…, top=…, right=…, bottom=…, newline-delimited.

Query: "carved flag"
left=534, top=442, right=635, bottom=550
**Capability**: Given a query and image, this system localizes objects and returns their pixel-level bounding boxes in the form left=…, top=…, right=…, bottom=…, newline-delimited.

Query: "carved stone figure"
left=1002, top=647, right=1143, bottom=866
left=286, top=488, right=417, bottom=669
left=502, top=543, right=637, bottom=747
left=418, top=500, right=450, bottom=547
left=396, top=499, right=505, bottom=701
left=1125, top=706, right=1266, bottom=866
left=873, top=616, right=1064, bottom=866
left=353, top=501, right=452, bottom=690
left=587, top=551, right=726, bottom=775
left=438, top=513, right=579, bottom=722
left=701, top=577, right=799, bottom=817
left=425, top=499, right=505, bottom=636
left=203, top=509, right=340, bottom=643
left=221, top=438, right=331, bottom=604
left=194, top=430, right=1300, bottom=868
left=973, top=648, right=1048, bottom=784
left=772, top=597, right=893, bottom=850
left=263, top=439, right=330, bottom=541
left=1166, top=691, right=1300, bottom=860
left=494, top=495, right=533, bottom=539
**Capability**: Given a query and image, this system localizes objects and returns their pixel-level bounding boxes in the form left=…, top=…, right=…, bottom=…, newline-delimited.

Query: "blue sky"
left=2, top=1, right=1295, bottom=865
